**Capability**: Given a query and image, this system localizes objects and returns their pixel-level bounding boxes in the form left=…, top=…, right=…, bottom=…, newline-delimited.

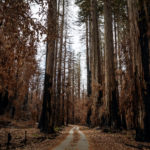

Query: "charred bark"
left=39, top=0, right=57, bottom=133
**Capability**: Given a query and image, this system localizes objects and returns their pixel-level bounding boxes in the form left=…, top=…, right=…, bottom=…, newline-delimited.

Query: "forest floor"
left=1, top=119, right=150, bottom=150
left=82, top=126, right=150, bottom=150
left=0, top=118, right=71, bottom=150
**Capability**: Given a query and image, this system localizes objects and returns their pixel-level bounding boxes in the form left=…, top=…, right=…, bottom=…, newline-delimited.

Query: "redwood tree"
left=103, top=0, right=119, bottom=128
left=39, top=0, right=57, bottom=133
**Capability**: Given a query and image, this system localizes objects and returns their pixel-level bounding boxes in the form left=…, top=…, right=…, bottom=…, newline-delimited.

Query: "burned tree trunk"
left=128, top=0, right=150, bottom=140
left=39, top=0, right=57, bottom=133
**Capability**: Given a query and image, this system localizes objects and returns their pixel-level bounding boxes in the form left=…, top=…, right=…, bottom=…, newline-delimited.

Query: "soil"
left=81, top=126, right=150, bottom=150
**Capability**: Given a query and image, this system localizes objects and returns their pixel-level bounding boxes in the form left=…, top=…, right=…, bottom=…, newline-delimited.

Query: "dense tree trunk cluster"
left=0, top=0, right=149, bottom=142
left=39, top=0, right=82, bottom=132
left=76, top=0, right=150, bottom=140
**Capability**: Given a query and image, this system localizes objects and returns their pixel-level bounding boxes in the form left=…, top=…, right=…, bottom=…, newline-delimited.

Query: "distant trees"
left=75, top=0, right=91, bottom=97
left=39, top=0, right=83, bottom=132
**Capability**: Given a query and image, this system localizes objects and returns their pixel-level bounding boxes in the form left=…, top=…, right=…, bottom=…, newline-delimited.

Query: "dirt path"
left=53, top=126, right=89, bottom=150
left=1, top=121, right=150, bottom=150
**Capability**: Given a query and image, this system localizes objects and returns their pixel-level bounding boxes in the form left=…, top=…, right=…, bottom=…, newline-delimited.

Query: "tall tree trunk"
left=86, top=17, right=91, bottom=97
left=56, top=0, right=65, bottom=126
left=66, top=52, right=72, bottom=125
left=128, top=0, right=150, bottom=140
left=39, top=0, right=57, bottom=133
left=104, top=0, right=119, bottom=128
left=53, top=0, right=60, bottom=127
left=90, top=0, right=100, bottom=91
left=77, top=56, right=81, bottom=100
left=90, top=0, right=102, bottom=126
left=72, top=53, right=75, bottom=124
left=62, top=33, right=67, bottom=125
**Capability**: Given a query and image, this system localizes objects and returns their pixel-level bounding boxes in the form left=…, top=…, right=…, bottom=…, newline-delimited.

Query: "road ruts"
left=53, top=126, right=89, bottom=150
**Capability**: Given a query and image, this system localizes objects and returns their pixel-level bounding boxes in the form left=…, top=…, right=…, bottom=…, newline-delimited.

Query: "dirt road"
left=53, top=126, right=89, bottom=150
left=52, top=126, right=150, bottom=150
left=1, top=121, right=150, bottom=150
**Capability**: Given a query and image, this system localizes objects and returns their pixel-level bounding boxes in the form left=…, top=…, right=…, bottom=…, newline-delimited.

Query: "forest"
left=0, top=0, right=150, bottom=149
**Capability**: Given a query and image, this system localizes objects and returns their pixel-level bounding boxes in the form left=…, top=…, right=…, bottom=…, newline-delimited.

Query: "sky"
left=31, top=0, right=87, bottom=90
left=68, top=0, right=87, bottom=89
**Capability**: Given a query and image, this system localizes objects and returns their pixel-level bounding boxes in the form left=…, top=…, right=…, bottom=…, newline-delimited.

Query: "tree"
left=0, top=0, right=41, bottom=118
left=103, top=0, right=119, bottom=128
left=39, top=0, right=57, bottom=133
left=128, top=0, right=150, bottom=140
left=75, top=0, right=91, bottom=97
left=56, top=0, right=65, bottom=126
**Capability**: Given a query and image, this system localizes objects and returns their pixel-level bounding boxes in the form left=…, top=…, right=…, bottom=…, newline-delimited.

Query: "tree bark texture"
left=127, top=0, right=150, bottom=140
left=39, top=0, right=57, bottom=133
left=104, top=0, right=119, bottom=128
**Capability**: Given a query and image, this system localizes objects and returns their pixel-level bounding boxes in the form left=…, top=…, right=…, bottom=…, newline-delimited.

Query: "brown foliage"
left=0, top=0, right=44, bottom=120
